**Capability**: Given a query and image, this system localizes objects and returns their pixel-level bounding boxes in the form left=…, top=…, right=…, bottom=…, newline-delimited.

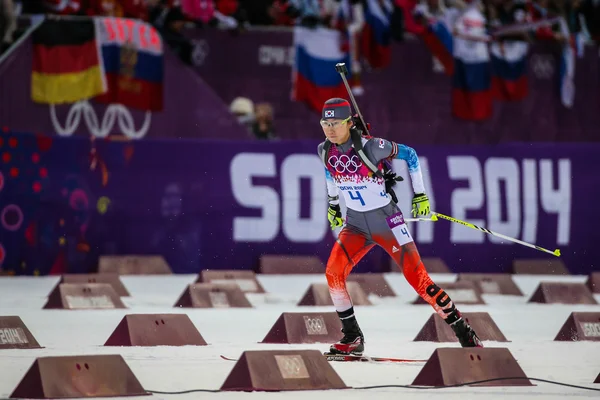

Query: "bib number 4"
left=348, top=190, right=365, bottom=206
left=385, top=212, right=414, bottom=246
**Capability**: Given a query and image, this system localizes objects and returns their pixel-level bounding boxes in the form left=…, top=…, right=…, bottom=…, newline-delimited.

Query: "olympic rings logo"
left=274, top=355, right=309, bottom=379
left=303, top=316, right=327, bottom=335
left=328, top=155, right=362, bottom=173
left=50, top=100, right=151, bottom=139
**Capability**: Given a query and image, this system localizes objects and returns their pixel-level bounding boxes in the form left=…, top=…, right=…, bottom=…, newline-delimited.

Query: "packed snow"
left=0, top=272, right=599, bottom=399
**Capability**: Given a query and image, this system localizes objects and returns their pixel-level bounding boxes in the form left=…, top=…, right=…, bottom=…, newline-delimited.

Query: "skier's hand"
left=383, top=170, right=403, bottom=191
left=327, top=204, right=344, bottom=230
left=411, top=193, right=430, bottom=217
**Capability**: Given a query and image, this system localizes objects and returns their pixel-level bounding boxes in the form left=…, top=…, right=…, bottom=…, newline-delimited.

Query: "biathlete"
left=317, top=97, right=483, bottom=355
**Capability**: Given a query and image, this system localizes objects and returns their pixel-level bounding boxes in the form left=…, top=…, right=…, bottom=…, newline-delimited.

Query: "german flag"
left=31, top=19, right=106, bottom=104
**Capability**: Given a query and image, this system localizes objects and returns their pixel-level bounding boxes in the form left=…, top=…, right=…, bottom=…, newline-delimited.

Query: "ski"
left=323, top=352, right=428, bottom=363
left=220, top=354, right=426, bottom=363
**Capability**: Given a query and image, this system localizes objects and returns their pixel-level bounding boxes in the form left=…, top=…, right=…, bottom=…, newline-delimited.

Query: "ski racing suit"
left=318, top=135, right=461, bottom=325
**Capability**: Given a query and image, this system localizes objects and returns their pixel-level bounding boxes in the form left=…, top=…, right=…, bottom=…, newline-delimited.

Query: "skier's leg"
left=326, top=226, right=374, bottom=355
left=373, top=207, right=483, bottom=347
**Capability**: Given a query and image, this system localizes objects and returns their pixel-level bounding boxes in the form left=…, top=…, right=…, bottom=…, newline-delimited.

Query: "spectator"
left=277, top=0, right=325, bottom=28
left=527, top=0, right=564, bottom=41
left=229, top=96, right=255, bottom=130
left=252, top=102, right=276, bottom=140
left=180, top=0, right=241, bottom=29
left=0, top=0, right=17, bottom=54
left=490, top=0, right=530, bottom=40
left=152, top=5, right=197, bottom=64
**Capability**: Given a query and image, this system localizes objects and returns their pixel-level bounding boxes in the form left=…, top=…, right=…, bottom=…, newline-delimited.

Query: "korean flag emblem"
left=324, top=110, right=335, bottom=118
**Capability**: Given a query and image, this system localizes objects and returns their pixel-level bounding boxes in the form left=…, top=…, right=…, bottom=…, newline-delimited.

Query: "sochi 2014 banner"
left=0, top=132, right=597, bottom=275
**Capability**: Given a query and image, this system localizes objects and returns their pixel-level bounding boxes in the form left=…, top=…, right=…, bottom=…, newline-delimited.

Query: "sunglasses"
left=320, top=116, right=351, bottom=128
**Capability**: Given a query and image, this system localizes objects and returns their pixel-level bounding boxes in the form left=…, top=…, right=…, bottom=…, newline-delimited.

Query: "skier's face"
left=321, top=117, right=352, bottom=144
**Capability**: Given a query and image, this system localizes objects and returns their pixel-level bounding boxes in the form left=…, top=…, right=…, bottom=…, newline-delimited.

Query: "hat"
left=230, top=97, right=254, bottom=115
left=322, top=98, right=352, bottom=120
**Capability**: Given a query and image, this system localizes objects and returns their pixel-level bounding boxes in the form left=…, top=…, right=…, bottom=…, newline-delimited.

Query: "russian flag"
left=452, top=58, right=492, bottom=121
left=451, top=9, right=492, bottom=121
left=360, top=0, right=394, bottom=70
left=420, top=18, right=454, bottom=76
left=292, top=26, right=351, bottom=113
left=93, top=17, right=164, bottom=112
left=490, top=41, right=528, bottom=101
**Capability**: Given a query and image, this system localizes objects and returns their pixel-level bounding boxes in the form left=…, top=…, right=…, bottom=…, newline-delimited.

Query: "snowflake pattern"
left=326, top=146, right=385, bottom=186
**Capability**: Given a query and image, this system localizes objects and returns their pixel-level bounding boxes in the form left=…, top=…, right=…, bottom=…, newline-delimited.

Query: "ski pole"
left=335, top=62, right=370, bottom=136
left=431, top=211, right=561, bottom=257
left=405, top=215, right=438, bottom=223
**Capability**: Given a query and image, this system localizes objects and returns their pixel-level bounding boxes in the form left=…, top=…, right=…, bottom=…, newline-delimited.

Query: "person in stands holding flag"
left=487, top=0, right=530, bottom=101
left=450, top=0, right=493, bottom=120
left=317, top=98, right=483, bottom=356
left=413, top=0, right=461, bottom=74
left=327, top=0, right=365, bottom=94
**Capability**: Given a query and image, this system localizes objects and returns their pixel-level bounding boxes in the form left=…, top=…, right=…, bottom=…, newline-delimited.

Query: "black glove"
left=384, top=169, right=404, bottom=204
left=351, top=114, right=370, bottom=135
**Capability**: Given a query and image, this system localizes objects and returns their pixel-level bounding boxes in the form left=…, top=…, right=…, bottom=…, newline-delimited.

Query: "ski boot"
left=451, top=318, right=483, bottom=348
left=328, top=316, right=365, bottom=355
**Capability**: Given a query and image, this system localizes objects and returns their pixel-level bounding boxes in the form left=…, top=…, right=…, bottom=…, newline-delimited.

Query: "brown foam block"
left=297, top=282, right=371, bottom=306
left=259, top=254, right=324, bottom=274
left=43, top=283, right=127, bottom=310
left=0, top=316, right=42, bottom=349
left=412, top=348, right=532, bottom=387
left=55, top=273, right=130, bottom=297
left=98, top=255, right=172, bottom=275
left=346, top=273, right=396, bottom=297
left=220, top=349, right=347, bottom=391
left=554, top=312, right=600, bottom=341
left=528, top=282, right=597, bottom=305
left=261, top=312, right=342, bottom=344
left=422, top=258, right=453, bottom=273
left=394, top=257, right=452, bottom=273
left=197, top=269, right=266, bottom=293
left=587, top=272, right=600, bottom=294
left=174, top=283, right=253, bottom=308
left=10, top=355, right=149, bottom=398
left=512, top=258, right=569, bottom=275
left=414, top=312, right=508, bottom=343
left=457, top=273, right=523, bottom=296
left=413, top=281, right=485, bottom=305
left=104, top=314, right=208, bottom=346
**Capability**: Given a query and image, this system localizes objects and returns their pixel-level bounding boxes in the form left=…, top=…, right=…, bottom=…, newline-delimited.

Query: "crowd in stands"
left=1, top=1, right=598, bottom=44
left=0, top=0, right=599, bottom=139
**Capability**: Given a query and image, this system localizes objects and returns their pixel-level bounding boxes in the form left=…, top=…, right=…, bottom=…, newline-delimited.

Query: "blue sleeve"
left=395, top=144, right=420, bottom=173
left=394, top=143, right=426, bottom=194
